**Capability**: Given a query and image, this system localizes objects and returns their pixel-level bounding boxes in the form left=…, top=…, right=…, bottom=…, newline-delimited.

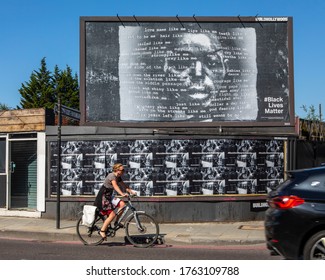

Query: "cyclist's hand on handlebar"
left=126, top=191, right=137, bottom=198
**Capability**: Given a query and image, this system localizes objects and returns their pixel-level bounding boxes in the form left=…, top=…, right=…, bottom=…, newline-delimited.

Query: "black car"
left=265, top=166, right=325, bottom=260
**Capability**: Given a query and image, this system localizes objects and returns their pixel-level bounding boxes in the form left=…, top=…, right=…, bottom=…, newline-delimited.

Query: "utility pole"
left=56, top=94, right=62, bottom=229
left=320, top=104, right=322, bottom=122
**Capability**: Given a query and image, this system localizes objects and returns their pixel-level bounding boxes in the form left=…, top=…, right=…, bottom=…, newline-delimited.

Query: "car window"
left=299, top=173, right=325, bottom=190
left=275, top=177, right=295, bottom=191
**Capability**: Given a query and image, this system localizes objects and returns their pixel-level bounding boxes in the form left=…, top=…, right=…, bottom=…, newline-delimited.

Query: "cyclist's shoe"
left=100, top=230, right=107, bottom=240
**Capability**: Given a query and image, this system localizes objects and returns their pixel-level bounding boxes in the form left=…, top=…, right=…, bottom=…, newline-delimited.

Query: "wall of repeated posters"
left=49, top=139, right=284, bottom=196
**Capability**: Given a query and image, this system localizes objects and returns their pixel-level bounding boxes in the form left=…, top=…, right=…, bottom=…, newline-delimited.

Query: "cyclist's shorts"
left=100, top=209, right=113, bottom=216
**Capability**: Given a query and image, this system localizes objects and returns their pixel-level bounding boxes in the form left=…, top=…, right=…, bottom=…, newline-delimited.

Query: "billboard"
left=80, top=16, right=294, bottom=127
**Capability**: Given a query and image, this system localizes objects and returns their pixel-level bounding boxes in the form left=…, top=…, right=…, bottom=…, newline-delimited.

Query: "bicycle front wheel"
left=76, top=216, right=104, bottom=246
left=125, top=212, right=159, bottom=248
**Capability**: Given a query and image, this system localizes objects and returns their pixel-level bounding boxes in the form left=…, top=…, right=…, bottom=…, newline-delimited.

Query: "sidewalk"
left=0, top=216, right=266, bottom=246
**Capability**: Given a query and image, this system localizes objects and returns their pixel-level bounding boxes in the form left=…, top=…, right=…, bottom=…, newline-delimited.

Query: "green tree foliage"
left=301, top=105, right=323, bottom=122
left=0, top=103, right=12, bottom=111
left=53, top=65, right=79, bottom=110
left=0, top=103, right=11, bottom=111
left=18, top=57, right=79, bottom=110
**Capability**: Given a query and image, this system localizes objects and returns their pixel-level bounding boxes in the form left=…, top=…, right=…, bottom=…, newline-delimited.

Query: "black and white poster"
left=49, top=139, right=284, bottom=196
left=82, top=18, right=293, bottom=125
left=118, top=25, right=258, bottom=122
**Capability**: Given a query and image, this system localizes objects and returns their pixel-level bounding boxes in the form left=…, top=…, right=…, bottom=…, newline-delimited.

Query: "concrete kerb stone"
left=0, top=217, right=266, bottom=246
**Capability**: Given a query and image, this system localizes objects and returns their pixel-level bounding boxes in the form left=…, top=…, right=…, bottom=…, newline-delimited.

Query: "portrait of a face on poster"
left=118, top=25, right=258, bottom=122
left=82, top=18, right=292, bottom=125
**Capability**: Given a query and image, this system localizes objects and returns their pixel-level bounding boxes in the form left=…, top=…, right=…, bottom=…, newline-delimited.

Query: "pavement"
left=0, top=216, right=267, bottom=246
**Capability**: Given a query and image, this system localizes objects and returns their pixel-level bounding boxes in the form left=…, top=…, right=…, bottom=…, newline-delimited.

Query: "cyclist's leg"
left=111, top=196, right=126, bottom=226
left=99, top=194, right=119, bottom=238
left=100, top=211, right=116, bottom=238
left=115, top=200, right=126, bottom=224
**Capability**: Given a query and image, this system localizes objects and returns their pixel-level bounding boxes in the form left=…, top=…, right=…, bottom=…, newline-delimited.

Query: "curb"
left=0, top=230, right=80, bottom=242
left=0, top=229, right=266, bottom=246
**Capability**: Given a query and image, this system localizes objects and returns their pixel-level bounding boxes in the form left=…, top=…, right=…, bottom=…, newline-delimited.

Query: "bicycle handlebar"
left=127, top=194, right=137, bottom=199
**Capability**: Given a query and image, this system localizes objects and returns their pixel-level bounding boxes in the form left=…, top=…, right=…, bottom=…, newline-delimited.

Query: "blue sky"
left=0, top=0, right=324, bottom=118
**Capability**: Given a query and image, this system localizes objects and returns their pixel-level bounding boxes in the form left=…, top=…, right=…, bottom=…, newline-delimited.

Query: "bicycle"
left=76, top=195, right=159, bottom=248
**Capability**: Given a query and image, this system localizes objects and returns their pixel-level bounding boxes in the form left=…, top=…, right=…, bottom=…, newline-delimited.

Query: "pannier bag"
left=82, top=205, right=97, bottom=227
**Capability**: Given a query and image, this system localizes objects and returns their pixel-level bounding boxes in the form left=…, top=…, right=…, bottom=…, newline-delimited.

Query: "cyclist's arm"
left=119, top=181, right=137, bottom=195
left=126, top=187, right=137, bottom=195
left=111, top=179, right=126, bottom=196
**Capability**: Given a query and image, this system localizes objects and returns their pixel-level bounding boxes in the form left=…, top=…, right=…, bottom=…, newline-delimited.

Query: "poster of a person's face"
left=118, top=24, right=258, bottom=122
left=163, top=33, right=228, bottom=107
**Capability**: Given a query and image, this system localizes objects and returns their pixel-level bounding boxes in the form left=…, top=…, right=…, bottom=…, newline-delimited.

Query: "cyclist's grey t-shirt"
left=103, top=172, right=122, bottom=192
left=94, top=172, right=123, bottom=210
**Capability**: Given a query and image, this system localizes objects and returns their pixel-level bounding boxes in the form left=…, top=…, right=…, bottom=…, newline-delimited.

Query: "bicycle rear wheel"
left=125, top=212, right=159, bottom=248
left=76, top=216, right=104, bottom=246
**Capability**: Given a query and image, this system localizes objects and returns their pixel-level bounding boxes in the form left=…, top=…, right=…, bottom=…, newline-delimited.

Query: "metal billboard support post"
left=53, top=100, right=80, bottom=229
left=56, top=95, right=62, bottom=229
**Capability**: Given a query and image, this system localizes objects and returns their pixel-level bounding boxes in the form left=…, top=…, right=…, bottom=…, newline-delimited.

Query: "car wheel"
left=303, top=230, right=325, bottom=260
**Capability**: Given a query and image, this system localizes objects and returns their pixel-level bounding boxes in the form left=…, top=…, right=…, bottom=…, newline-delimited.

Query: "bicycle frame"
left=107, top=196, right=146, bottom=233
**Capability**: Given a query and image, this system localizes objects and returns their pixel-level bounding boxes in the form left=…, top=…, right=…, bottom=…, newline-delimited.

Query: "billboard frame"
left=80, top=16, right=295, bottom=129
